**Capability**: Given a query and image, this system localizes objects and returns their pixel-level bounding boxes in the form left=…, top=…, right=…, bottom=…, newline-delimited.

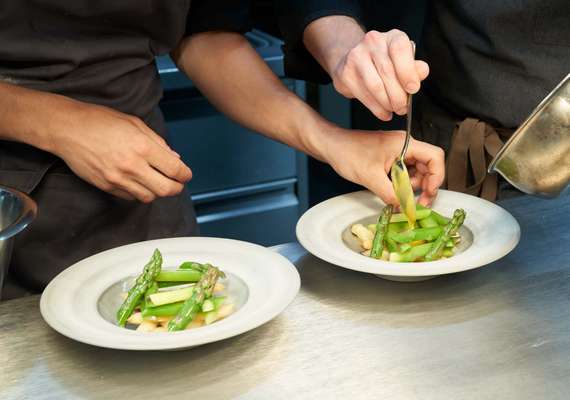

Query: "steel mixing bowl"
left=0, top=185, right=37, bottom=299
left=488, top=73, right=570, bottom=197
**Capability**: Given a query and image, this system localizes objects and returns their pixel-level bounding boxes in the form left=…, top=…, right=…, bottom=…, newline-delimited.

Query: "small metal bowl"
left=489, top=73, right=570, bottom=197
left=0, top=185, right=37, bottom=299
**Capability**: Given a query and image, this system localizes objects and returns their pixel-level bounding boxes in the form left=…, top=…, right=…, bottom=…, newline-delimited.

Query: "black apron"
left=0, top=1, right=199, bottom=299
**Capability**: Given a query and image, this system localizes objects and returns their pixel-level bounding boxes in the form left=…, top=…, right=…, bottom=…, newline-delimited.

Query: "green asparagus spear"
left=385, top=237, right=399, bottom=253
left=141, top=301, right=184, bottom=318
left=431, top=210, right=450, bottom=226
left=167, top=265, right=222, bottom=331
left=442, top=248, right=455, bottom=257
left=116, top=249, right=163, bottom=327
left=157, top=281, right=193, bottom=289
left=142, top=297, right=225, bottom=319
left=178, top=261, right=209, bottom=273
left=156, top=270, right=202, bottom=282
left=368, top=221, right=408, bottom=234
left=399, top=243, right=412, bottom=253
left=141, top=281, right=159, bottom=313
left=390, top=208, right=431, bottom=223
left=202, top=299, right=216, bottom=312
left=388, top=226, right=443, bottom=243
left=416, top=203, right=451, bottom=226
left=425, top=209, right=466, bottom=261
left=389, top=243, right=433, bottom=262
left=418, top=215, right=439, bottom=228
left=370, top=205, right=393, bottom=259
left=148, top=287, right=195, bottom=306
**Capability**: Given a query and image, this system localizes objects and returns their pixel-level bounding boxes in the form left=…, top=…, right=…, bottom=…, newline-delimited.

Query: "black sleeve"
left=275, top=0, right=364, bottom=84
left=186, top=0, right=252, bottom=36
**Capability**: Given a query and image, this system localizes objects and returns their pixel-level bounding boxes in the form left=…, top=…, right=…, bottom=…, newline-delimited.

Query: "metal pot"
left=488, top=73, right=570, bottom=197
left=0, top=185, right=37, bottom=299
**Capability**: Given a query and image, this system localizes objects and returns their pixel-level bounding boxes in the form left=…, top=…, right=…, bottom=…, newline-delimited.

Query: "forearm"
left=172, top=32, right=340, bottom=162
left=303, top=15, right=365, bottom=76
left=0, top=81, right=73, bottom=153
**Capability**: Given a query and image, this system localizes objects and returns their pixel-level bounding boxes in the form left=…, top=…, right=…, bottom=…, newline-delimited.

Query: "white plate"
left=296, top=190, right=520, bottom=281
left=40, top=237, right=300, bottom=350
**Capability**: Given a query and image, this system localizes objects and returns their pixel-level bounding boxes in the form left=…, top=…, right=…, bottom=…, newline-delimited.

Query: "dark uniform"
left=0, top=0, right=251, bottom=299
left=277, top=0, right=570, bottom=199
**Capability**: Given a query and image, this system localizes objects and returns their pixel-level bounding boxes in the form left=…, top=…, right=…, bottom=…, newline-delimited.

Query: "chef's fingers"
left=134, top=164, right=185, bottom=199
left=417, top=190, right=435, bottom=207
left=413, top=161, right=430, bottom=175
left=366, top=171, right=399, bottom=206
left=349, top=57, right=393, bottom=120
left=371, top=47, right=408, bottom=116
left=387, top=32, right=421, bottom=95
left=405, top=140, right=445, bottom=200
left=109, top=189, right=136, bottom=201
left=415, top=60, right=430, bottom=81
left=352, top=84, right=392, bottom=121
left=132, top=117, right=181, bottom=158
left=146, top=141, right=193, bottom=183
left=117, top=179, right=157, bottom=203
left=408, top=168, right=424, bottom=191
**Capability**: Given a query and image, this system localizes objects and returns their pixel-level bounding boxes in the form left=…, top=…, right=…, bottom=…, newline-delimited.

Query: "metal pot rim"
left=488, top=72, right=570, bottom=173
left=0, top=185, right=37, bottom=241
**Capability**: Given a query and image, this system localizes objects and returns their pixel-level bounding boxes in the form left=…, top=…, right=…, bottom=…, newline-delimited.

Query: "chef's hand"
left=324, top=129, right=445, bottom=206
left=50, top=100, right=192, bottom=202
left=304, top=16, right=429, bottom=120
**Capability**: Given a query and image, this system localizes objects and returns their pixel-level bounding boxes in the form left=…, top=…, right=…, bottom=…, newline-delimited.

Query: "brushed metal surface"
left=1, top=194, right=569, bottom=400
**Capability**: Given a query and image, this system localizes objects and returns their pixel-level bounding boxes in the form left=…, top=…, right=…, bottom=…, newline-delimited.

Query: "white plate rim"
left=296, top=190, right=521, bottom=277
left=40, top=237, right=300, bottom=350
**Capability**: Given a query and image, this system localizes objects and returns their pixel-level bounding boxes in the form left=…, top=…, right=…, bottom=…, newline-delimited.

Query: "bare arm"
left=0, top=81, right=190, bottom=202
left=172, top=32, right=333, bottom=162
left=172, top=32, right=444, bottom=205
left=0, top=81, right=66, bottom=152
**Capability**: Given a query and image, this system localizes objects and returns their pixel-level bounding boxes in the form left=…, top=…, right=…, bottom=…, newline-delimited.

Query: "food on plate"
left=116, top=250, right=235, bottom=332
left=351, top=205, right=466, bottom=262
left=390, top=161, right=416, bottom=228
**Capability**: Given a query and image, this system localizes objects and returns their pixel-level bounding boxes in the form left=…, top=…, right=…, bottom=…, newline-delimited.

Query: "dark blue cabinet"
left=158, top=31, right=307, bottom=246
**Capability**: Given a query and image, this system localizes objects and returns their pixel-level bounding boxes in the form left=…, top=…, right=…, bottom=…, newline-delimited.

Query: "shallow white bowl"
left=296, top=190, right=520, bottom=281
left=40, top=237, right=300, bottom=350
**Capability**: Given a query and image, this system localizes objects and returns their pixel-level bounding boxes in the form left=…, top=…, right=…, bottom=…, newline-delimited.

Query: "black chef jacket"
left=0, top=0, right=251, bottom=299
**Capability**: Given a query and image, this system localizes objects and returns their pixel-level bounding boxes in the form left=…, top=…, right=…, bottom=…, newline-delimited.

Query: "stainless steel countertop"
left=1, top=194, right=570, bottom=400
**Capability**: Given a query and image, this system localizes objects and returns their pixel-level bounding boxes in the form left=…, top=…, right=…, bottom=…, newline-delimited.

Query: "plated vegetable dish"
left=116, top=249, right=234, bottom=332
left=351, top=204, right=466, bottom=262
